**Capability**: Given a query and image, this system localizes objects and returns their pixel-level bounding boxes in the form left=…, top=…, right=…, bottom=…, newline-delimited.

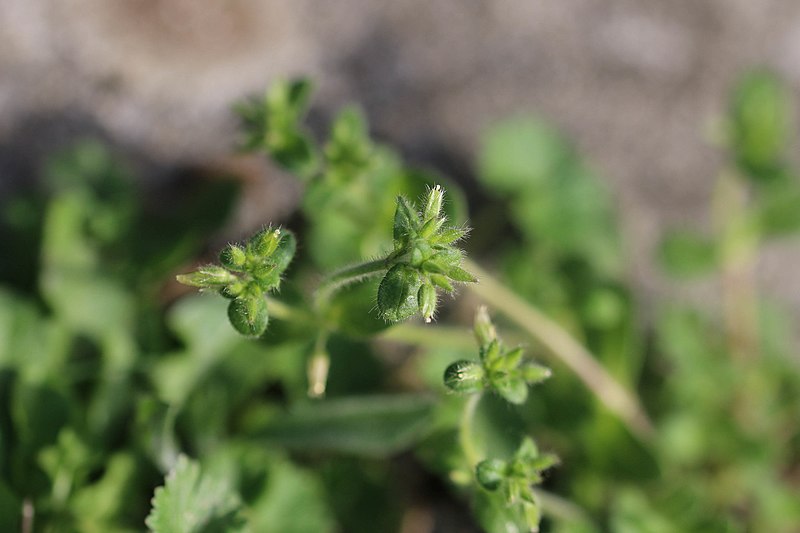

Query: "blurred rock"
left=2, top=0, right=800, bottom=322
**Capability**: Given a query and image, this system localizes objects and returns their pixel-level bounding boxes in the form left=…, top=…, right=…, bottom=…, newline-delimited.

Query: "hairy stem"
left=314, top=255, right=395, bottom=309
left=714, top=169, right=759, bottom=361
left=462, top=258, right=655, bottom=442
left=265, top=296, right=315, bottom=325
left=379, top=323, right=476, bottom=349
left=532, top=489, right=591, bottom=525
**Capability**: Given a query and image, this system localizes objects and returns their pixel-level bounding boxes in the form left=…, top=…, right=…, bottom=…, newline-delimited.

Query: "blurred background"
left=3, top=0, right=800, bottom=323
left=2, top=2, right=800, bottom=532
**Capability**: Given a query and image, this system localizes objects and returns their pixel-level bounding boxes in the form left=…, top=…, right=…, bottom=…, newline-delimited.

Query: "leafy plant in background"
left=0, top=69, right=798, bottom=533
left=650, top=70, right=800, bottom=532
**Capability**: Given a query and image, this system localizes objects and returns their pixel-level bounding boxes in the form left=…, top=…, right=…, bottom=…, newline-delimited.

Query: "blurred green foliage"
left=1, top=69, right=799, bottom=532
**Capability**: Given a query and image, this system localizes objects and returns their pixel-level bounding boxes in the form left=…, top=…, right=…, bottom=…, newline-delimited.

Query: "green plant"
left=1, top=70, right=798, bottom=533
left=171, top=79, right=566, bottom=529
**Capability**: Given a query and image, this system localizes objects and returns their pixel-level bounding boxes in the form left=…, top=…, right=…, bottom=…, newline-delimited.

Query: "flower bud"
left=419, top=216, right=445, bottom=239
left=219, top=244, right=247, bottom=271
left=423, top=184, right=444, bottom=221
left=227, top=294, right=269, bottom=337
left=475, top=459, right=507, bottom=491
left=269, top=231, right=296, bottom=273
left=473, top=306, right=497, bottom=347
left=418, top=282, right=437, bottom=323
left=248, top=227, right=281, bottom=258
left=521, top=363, right=552, bottom=385
left=176, top=266, right=237, bottom=288
left=219, top=281, right=247, bottom=299
left=443, top=360, right=485, bottom=393
left=393, top=196, right=419, bottom=243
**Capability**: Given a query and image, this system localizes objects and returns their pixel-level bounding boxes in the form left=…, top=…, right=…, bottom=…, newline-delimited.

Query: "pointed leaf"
left=494, top=375, right=528, bottom=405
left=447, top=265, right=478, bottom=283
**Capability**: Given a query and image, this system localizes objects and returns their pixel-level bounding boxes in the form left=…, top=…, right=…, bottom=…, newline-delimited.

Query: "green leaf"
left=272, top=79, right=314, bottom=119
left=447, top=265, right=477, bottom=283
left=270, top=230, right=297, bottom=274
left=658, top=230, right=717, bottom=278
left=40, top=191, right=136, bottom=339
left=247, top=458, right=335, bottom=533
left=478, top=118, right=570, bottom=194
left=610, top=489, right=676, bottom=533
left=729, top=70, right=791, bottom=181
left=325, top=279, right=391, bottom=337
left=324, top=107, right=374, bottom=184
left=253, top=394, right=435, bottom=456
left=269, top=130, right=319, bottom=179
left=0, top=482, right=19, bottom=533
left=237, top=79, right=319, bottom=178
left=755, top=181, right=800, bottom=237
left=146, top=455, right=244, bottom=533
left=72, top=453, right=140, bottom=531
left=474, top=489, right=530, bottom=533
left=393, top=196, right=420, bottom=243
left=152, top=296, right=243, bottom=406
left=493, top=375, right=528, bottom=405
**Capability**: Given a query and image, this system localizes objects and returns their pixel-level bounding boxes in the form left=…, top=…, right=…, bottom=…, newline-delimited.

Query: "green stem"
left=714, top=168, right=759, bottom=361
left=459, top=394, right=482, bottom=467
left=462, top=258, right=655, bottom=442
left=314, top=255, right=395, bottom=310
left=379, top=323, right=476, bottom=349
left=265, top=296, right=315, bottom=325
left=532, top=489, right=592, bottom=525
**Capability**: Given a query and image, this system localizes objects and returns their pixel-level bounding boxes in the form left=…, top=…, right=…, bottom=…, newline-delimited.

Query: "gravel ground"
left=2, top=0, right=799, bottom=330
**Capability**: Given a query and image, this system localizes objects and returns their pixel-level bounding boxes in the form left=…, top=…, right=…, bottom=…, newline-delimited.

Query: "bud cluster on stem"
left=176, top=226, right=296, bottom=337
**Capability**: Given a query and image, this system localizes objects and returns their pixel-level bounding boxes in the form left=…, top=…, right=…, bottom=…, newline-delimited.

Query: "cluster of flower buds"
left=475, top=437, right=559, bottom=528
left=444, top=307, right=551, bottom=404
left=377, top=185, right=476, bottom=323
left=176, top=226, right=296, bottom=337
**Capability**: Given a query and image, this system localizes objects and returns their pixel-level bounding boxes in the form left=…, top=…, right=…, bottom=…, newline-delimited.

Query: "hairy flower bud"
left=423, top=184, right=444, bottom=221
left=176, top=266, right=236, bottom=288
left=248, top=227, right=281, bottom=258
left=443, top=360, right=485, bottom=393
left=227, top=294, right=269, bottom=337
left=219, top=244, right=247, bottom=271
left=475, top=459, right=507, bottom=491
left=418, top=282, right=437, bottom=323
left=473, top=306, right=497, bottom=347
